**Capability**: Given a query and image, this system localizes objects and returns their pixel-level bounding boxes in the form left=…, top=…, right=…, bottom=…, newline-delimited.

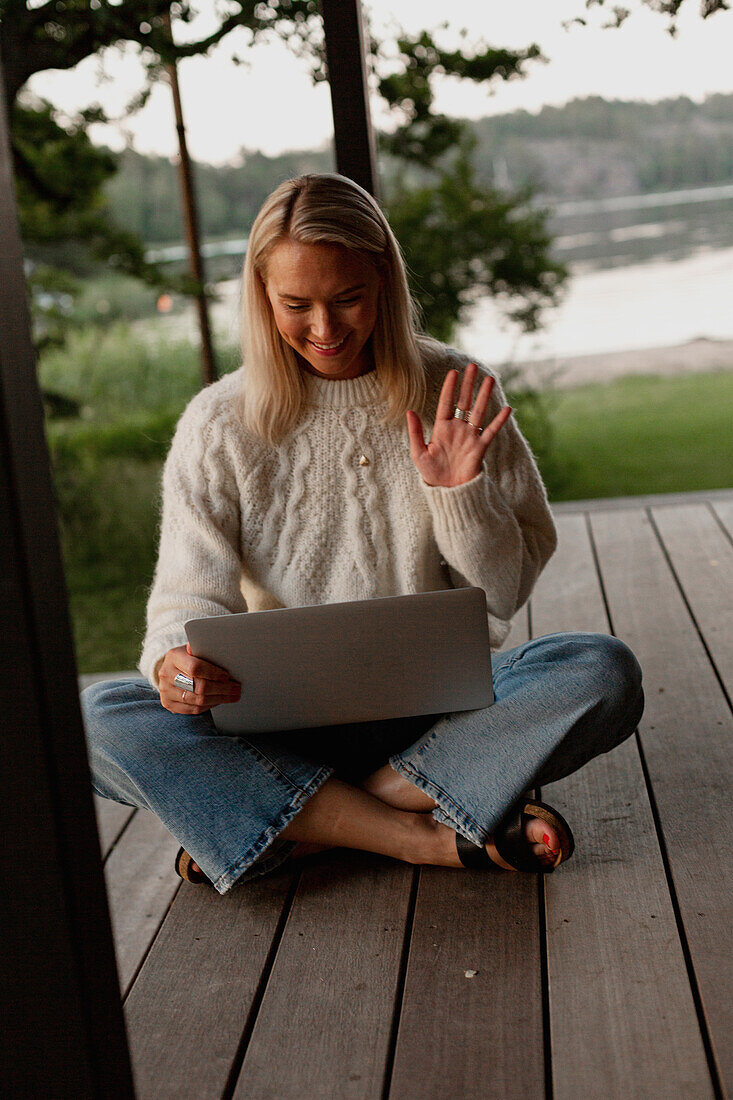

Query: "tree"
left=565, top=0, right=728, bottom=36
left=4, top=0, right=727, bottom=345
left=0, top=1, right=324, bottom=351
left=372, top=29, right=566, bottom=340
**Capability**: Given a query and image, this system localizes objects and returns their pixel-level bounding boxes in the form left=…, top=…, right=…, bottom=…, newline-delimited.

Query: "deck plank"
left=124, top=868, right=295, bottom=1100
left=711, top=500, right=733, bottom=541
left=389, top=870, right=544, bottom=1100
left=94, top=794, right=135, bottom=858
left=387, top=598, right=543, bottom=1099
left=590, top=507, right=733, bottom=1094
left=103, top=808, right=181, bottom=996
left=653, top=504, right=733, bottom=698
left=532, top=513, right=712, bottom=1098
left=234, top=851, right=413, bottom=1100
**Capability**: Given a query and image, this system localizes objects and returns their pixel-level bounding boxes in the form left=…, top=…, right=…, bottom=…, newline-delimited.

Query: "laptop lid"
left=185, top=587, right=493, bottom=734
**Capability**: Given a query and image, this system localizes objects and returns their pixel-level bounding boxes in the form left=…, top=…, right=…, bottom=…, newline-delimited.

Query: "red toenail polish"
left=543, top=833, right=551, bottom=846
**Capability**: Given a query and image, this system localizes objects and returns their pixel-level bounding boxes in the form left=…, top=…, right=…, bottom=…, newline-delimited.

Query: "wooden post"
left=163, top=8, right=217, bottom=386
left=0, top=58, right=135, bottom=1098
left=321, top=0, right=379, bottom=199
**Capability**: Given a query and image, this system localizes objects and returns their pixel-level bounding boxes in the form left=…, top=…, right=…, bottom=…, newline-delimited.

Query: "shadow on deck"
left=86, top=491, right=733, bottom=1099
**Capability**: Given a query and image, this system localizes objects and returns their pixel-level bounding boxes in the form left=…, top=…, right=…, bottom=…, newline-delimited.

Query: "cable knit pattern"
left=139, top=344, right=557, bottom=686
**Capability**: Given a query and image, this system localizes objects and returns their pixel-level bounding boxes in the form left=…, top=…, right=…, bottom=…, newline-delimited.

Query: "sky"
left=25, top=0, right=733, bottom=166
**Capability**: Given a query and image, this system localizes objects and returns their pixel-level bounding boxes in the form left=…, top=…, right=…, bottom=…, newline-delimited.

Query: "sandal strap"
left=493, top=799, right=575, bottom=874
left=455, top=832, right=493, bottom=869
left=175, top=846, right=212, bottom=885
left=493, top=807, right=545, bottom=873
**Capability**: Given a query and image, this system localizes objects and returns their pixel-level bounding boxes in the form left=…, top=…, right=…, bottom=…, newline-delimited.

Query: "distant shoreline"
left=505, top=337, right=733, bottom=389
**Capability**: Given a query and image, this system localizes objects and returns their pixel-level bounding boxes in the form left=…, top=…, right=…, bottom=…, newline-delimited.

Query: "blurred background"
left=4, top=0, right=731, bottom=672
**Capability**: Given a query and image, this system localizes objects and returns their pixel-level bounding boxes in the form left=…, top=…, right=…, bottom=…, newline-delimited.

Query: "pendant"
left=358, top=454, right=370, bottom=466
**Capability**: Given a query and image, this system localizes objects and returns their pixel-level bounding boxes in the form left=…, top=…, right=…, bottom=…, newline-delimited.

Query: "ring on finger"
left=467, top=420, right=483, bottom=434
left=182, top=690, right=187, bottom=702
left=174, top=672, right=195, bottom=692
left=453, top=407, right=468, bottom=420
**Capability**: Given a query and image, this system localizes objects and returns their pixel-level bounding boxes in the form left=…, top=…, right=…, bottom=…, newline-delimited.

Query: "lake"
left=458, top=244, right=733, bottom=364
left=457, top=183, right=733, bottom=362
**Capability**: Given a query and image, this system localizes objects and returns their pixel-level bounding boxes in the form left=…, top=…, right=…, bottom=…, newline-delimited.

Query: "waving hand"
left=406, top=363, right=512, bottom=488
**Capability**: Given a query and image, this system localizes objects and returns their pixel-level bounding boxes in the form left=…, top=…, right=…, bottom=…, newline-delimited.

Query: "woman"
left=82, top=173, right=643, bottom=892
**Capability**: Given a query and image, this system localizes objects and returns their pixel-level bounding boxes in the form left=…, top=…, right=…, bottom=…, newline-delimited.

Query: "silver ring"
left=182, top=690, right=187, bottom=702
left=467, top=421, right=483, bottom=434
left=453, top=407, right=467, bottom=420
left=174, top=672, right=195, bottom=692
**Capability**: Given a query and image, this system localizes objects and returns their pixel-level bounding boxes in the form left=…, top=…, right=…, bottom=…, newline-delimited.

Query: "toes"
left=526, top=817, right=560, bottom=858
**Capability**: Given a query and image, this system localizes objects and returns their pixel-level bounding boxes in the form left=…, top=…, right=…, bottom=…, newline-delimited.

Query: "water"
left=457, top=184, right=733, bottom=363
left=458, top=245, right=733, bottom=363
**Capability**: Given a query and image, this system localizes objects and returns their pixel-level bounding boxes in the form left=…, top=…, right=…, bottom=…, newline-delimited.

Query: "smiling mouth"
left=308, top=335, right=349, bottom=354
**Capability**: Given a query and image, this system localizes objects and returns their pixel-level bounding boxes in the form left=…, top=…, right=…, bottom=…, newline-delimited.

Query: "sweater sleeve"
left=138, top=403, right=247, bottom=687
left=420, top=362, right=557, bottom=639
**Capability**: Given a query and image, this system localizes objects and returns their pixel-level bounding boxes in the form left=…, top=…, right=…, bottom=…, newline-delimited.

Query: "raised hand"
left=406, top=362, right=512, bottom=488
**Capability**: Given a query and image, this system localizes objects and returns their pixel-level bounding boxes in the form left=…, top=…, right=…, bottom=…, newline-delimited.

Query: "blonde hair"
left=240, top=173, right=428, bottom=445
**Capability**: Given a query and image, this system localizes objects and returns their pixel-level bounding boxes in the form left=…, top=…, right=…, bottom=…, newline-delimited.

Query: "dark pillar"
left=0, top=59, right=134, bottom=1098
left=321, top=0, right=379, bottom=198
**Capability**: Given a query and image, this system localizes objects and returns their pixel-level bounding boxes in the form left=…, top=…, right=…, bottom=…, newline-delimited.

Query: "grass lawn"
left=544, top=370, right=733, bottom=501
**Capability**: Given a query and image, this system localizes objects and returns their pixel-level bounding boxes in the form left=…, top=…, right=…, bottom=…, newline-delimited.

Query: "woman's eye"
left=285, top=303, right=307, bottom=312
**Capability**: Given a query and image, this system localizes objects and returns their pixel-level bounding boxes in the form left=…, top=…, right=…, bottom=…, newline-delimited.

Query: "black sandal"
left=175, top=846, right=213, bottom=887
left=455, top=798, right=575, bottom=874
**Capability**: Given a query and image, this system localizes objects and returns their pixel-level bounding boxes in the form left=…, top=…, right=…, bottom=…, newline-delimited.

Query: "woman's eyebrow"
left=278, top=283, right=367, bottom=301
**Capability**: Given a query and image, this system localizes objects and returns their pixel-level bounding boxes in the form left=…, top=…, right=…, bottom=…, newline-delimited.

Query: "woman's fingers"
left=456, top=361, right=479, bottom=414
left=162, top=681, right=241, bottom=714
left=479, top=404, right=513, bottom=448
left=467, top=372, right=496, bottom=429
left=436, top=369, right=460, bottom=421
left=405, top=409, right=427, bottom=459
left=178, top=650, right=233, bottom=685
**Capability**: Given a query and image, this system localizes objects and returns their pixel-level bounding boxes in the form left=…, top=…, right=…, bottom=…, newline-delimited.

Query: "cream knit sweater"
left=139, top=342, right=557, bottom=686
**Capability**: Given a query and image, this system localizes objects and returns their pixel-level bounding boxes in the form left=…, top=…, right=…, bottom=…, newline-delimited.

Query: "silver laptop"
left=185, top=587, right=493, bottom=734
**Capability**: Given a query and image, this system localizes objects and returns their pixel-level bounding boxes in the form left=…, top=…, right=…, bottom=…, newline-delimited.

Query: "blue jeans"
left=82, top=632, right=643, bottom=894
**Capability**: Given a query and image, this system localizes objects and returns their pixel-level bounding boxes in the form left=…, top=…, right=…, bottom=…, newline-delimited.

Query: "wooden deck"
left=89, top=493, right=733, bottom=1099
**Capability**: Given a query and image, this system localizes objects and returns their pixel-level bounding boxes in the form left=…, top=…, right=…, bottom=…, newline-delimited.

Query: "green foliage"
left=11, top=100, right=186, bottom=349
left=572, top=0, right=729, bottom=36
left=38, top=322, right=224, bottom=417
left=12, top=101, right=116, bottom=237
left=377, top=31, right=543, bottom=167
left=367, top=26, right=566, bottom=341
left=39, top=325, right=240, bottom=671
left=388, top=151, right=566, bottom=341
left=0, top=1, right=324, bottom=104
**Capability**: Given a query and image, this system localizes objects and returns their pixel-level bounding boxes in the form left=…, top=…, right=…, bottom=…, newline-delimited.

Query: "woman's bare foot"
left=420, top=814, right=560, bottom=870
left=363, top=764, right=559, bottom=869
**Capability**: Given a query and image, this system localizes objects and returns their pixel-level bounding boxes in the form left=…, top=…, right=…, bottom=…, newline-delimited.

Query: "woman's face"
left=263, top=239, right=382, bottom=380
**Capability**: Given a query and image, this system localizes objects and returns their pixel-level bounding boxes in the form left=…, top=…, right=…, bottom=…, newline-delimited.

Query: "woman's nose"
left=310, top=306, right=337, bottom=338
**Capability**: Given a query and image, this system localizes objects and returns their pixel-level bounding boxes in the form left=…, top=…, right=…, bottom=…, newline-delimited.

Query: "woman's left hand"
left=406, top=363, right=512, bottom=487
